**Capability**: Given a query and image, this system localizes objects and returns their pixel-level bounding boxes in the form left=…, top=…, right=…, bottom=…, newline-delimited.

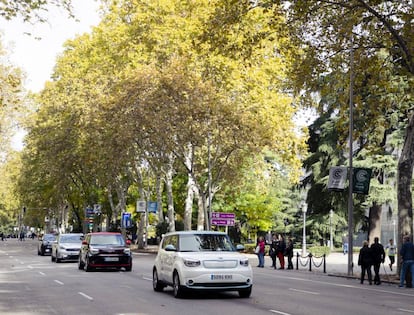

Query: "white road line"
left=289, top=288, right=320, bottom=295
left=28, top=265, right=33, bottom=269
left=38, top=272, right=45, bottom=276
left=78, top=292, right=94, bottom=301
left=142, top=277, right=152, bottom=281
left=398, top=309, right=414, bottom=313
left=54, top=280, right=64, bottom=285
left=269, top=310, right=291, bottom=315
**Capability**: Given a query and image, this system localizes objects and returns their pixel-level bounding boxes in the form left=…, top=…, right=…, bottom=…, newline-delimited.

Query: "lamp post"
left=330, top=209, right=334, bottom=250
left=393, top=220, right=396, bottom=248
left=302, top=203, right=307, bottom=256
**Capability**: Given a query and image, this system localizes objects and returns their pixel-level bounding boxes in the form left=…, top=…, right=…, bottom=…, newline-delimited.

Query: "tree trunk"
left=368, top=203, right=382, bottom=244
left=166, top=153, right=175, bottom=232
left=183, top=145, right=195, bottom=230
left=398, top=115, right=414, bottom=244
left=156, top=174, right=164, bottom=223
left=194, top=186, right=205, bottom=230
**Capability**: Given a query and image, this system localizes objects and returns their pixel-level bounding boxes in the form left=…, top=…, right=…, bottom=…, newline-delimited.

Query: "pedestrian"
left=358, top=240, right=373, bottom=285
left=385, top=238, right=396, bottom=271
left=269, top=234, right=278, bottom=269
left=399, top=235, right=414, bottom=288
left=256, top=236, right=265, bottom=268
left=371, top=237, right=385, bottom=285
left=286, top=238, right=294, bottom=270
left=276, top=234, right=286, bottom=270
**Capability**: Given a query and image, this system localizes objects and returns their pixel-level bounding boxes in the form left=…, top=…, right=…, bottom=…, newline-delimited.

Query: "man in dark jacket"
left=399, top=235, right=414, bottom=288
left=370, top=237, right=385, bottom=285
left=358, top=240, right=373, bottom=285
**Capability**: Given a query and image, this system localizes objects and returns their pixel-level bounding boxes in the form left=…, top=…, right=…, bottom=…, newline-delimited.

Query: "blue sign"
left=122, top=212, right=132, bottom=228
left=148, top=202, right=158, bottom=213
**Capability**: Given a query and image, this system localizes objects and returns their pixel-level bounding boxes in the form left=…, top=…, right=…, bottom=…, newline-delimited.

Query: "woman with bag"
left=256, top=236, right=265, bottom=268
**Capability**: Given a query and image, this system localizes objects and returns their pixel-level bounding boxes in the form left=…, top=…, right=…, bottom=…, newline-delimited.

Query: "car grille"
left=203, top=260, right=238, bottom=268
left=66, top=248, right=79, bottom=252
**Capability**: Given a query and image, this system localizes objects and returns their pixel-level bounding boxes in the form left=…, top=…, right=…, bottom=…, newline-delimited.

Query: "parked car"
left=78, top=232, right=132, bottom=272
left=37, top=234, right=56, bottom=256
left=51, top=233, right=83, bottom=263
left=152, top=231, right=253, bottom=298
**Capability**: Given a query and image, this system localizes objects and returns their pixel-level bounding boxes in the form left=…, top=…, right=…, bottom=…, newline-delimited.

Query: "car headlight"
left=123, top=248, right=131, bottom=255
left=240, top=258, right=249, bottom=267
left=90, top=248, right=100, bottom=255
left=183, top=258, right=201, bottom=267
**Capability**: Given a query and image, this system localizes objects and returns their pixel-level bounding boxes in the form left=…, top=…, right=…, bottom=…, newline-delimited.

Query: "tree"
left=264, top=0, right=414, bottom=242
left=0, top=0, right=74, bottom=22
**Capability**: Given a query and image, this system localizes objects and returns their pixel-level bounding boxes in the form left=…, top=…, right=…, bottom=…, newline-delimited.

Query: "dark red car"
left=78, top=232, right=132, bottom=271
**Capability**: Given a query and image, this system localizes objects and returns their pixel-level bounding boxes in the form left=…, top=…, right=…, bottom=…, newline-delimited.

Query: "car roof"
left=86, top=232, right=122, bottom=235
left=59, top=233, right=83, bottom=236
left=163, top=231, right=227, bottom=236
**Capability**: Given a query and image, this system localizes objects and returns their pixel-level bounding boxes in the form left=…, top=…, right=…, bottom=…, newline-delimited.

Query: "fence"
left=296, top=252, right=326, bottom=273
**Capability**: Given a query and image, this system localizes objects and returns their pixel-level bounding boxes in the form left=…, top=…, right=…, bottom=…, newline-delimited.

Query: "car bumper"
left=180, top=269, right=253, bottom=291
left=88, top=255, right=132, bottom=268
left=57, top=251, right=80, bottom=261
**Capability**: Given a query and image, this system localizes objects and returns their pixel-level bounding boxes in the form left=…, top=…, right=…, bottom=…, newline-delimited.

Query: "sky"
left=0, top=0, right=101, bottom=92
left=0, top=0, right=101, bottom=149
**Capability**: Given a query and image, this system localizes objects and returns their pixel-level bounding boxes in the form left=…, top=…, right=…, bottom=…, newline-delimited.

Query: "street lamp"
left=330, top=209, right=334, bottom=250
left=302, top=203, right=307, bottom=256
left=393, top=220, right=396, bottom=248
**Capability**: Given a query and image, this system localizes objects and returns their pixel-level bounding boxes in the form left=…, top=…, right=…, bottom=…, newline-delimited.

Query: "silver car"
left=51, top=233, right=83, bottom=263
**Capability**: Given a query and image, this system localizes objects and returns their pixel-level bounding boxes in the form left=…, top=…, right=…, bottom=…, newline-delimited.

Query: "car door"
left=162, top=234, right=178, bottom=284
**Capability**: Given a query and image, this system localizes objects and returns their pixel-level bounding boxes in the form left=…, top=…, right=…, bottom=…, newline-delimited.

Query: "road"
left=1, top=239, right=413, bottom=315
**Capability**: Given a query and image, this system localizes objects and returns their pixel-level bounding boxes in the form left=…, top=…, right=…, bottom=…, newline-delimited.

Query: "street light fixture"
left=302, top=203, right=307, bottom=257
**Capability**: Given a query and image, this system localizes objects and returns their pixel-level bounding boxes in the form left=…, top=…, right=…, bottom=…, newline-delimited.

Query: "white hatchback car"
left=152, top=231, right=253, bottom=298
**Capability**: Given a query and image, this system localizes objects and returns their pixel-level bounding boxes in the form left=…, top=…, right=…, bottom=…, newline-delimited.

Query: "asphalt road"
left=1, top=239, right=413, bottom=315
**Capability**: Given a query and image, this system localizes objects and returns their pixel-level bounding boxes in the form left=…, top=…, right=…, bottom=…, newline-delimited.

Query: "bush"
left=308, top=245, right=331, bottom=257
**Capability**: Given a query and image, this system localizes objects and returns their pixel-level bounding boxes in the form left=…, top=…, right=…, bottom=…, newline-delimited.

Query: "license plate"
left=45, top=249, right=50, bottom=252
left=104, top=257, right=119, bottom=262
left=211, top=274, right=232, bottom=280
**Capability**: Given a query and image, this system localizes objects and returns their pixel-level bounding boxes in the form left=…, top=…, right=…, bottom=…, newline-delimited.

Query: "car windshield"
left=90, top=234, right=124, bottom=246
left=60, top=235, right=82, bottom=243
left=43, top=235, right=56, bottom=241
left=179, top=234, right=235, bottom=252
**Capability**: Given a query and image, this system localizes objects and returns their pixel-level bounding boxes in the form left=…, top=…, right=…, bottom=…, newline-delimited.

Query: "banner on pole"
left=328, top=167, right=348, bottom=191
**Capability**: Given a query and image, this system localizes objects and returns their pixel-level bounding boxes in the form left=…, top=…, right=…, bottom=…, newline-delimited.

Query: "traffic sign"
left=211, top=218, right=235, bottom=226
left=211, top=212, right=235, bottom=219
left=136, top=200, right=146, bottom=213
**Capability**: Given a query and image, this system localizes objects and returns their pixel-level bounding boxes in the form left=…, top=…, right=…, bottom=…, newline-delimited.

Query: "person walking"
left=370, top=237, right=385, bottom=285
left=269, top=234, right=278, bottom=269
left=256, top=236, right=265, bottom=268
left=276, top=234, right=286, bottom=270
left=358, top=240, right=373, bottom=285
left=399, top=235, right=414, bottom=288
left=385, top=238, right=396, bottom=271
left=285, top=238, right=294, bottom=270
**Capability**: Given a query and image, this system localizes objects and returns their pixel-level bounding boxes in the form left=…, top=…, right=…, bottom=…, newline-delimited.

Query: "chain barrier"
left=295, top=252, right=326, bottom=273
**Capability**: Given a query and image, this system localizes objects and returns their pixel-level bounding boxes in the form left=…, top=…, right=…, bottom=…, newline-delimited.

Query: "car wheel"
left=153, top=269, right=165, bottom=292
left=78, top=257, right=84, bottom=270
left=238, top=286, right=252, bottom=298
left=85, top=257, right=93, bottom=272
left=173, top=272, right=184, bottom=298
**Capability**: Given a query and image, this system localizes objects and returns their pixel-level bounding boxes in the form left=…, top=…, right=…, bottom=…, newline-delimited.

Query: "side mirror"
left=236, top=244, right=245, bottom=252
left=165, top=244, right=176, bottom=252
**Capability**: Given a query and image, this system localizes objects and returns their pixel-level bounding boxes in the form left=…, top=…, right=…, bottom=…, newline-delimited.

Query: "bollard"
left=296, top=252, right=299, bottom=270
left=308, top=253, right=312, bottom=271
left=323, top=254, right=326, bottom=273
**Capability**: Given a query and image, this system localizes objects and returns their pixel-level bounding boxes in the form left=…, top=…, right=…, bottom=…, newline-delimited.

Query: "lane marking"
left=289, top=288, right=320, bottom=295
left=78, top=292, right=94, bottom=301
left=39, top=272, right=45, bottom=276
left=142, top=277, right=152, bottom=281
left=269, top=310, right=291, bottom=315
left=54, top=280, right=64, bottom=285
left=398, top=309, right=414, bottom=313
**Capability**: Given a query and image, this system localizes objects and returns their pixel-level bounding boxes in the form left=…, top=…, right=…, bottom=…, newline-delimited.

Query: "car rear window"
left=179, top=234, right=235, bottom=252
left=90, top=234, right=124, bottom=245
